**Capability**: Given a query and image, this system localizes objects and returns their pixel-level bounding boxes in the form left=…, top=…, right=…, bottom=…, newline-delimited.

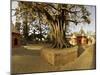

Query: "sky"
left=69, top=6, right=96, bottom=33
left=11, top=1, right=18, bottom=24
left=11, top=1, right=96, bottom=33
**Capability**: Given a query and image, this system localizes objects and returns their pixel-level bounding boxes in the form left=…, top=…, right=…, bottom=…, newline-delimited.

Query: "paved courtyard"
left=11, top=44, right=96, bottom=74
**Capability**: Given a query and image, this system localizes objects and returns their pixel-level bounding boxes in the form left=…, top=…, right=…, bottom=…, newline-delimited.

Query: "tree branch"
left=46, top=4, right=81, bottom=14
left=66, top=20, right=83, bottom=25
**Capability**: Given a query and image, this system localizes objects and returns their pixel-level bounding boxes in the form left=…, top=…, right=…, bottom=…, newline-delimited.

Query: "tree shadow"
left=77, top=45, right=85, bottom=57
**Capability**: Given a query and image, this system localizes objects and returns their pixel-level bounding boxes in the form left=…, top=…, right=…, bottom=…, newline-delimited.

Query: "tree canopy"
left=12, top=1, right=91, bottom=48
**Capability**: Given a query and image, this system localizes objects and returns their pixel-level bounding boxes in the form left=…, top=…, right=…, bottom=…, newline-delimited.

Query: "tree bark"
left=49, top=20, right=70, bottom=49
left=49, top=9, right=71, bottom=49
left=23, top=10, right=29, bottom=43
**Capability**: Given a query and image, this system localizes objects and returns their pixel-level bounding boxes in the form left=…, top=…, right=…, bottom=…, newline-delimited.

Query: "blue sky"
left=12, top=1, right=96, bottom=33
left=69, top=6, right=96, bottom=33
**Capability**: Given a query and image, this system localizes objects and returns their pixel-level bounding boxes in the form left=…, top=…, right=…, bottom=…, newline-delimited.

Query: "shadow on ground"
left=77, top=45, right=85, bottom=57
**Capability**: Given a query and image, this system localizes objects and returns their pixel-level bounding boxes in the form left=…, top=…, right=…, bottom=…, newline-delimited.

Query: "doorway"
left=14, top=38, right=18, bottom=46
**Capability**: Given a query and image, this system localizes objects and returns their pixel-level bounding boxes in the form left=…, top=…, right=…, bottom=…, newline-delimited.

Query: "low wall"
left=41, top=46, right=78, bottom=66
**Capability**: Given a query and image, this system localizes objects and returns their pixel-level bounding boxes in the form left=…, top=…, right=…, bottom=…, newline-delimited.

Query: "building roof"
left=79, top=27, right=86, bottom=35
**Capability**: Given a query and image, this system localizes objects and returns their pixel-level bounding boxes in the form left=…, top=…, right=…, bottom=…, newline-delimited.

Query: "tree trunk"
left=23, top=11, right=29, bottom=43
left=49, top=21, right=70, bottom=49
left=48, top=9, right=71, bottom=49
left=38, top=12, right=42, bottom=42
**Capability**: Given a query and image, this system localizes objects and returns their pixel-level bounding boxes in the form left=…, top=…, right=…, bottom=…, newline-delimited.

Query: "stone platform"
left=41, top=46, right=78, bottom=66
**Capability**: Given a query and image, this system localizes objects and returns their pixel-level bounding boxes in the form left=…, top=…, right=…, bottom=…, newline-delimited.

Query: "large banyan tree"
left=13, top=1, right=91, bottom=48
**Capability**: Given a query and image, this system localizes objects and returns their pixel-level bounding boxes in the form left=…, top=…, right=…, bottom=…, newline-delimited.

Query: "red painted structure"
left=12, top=32, right=21, bottom=48
left=77, top=36, right=88, bottom=45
